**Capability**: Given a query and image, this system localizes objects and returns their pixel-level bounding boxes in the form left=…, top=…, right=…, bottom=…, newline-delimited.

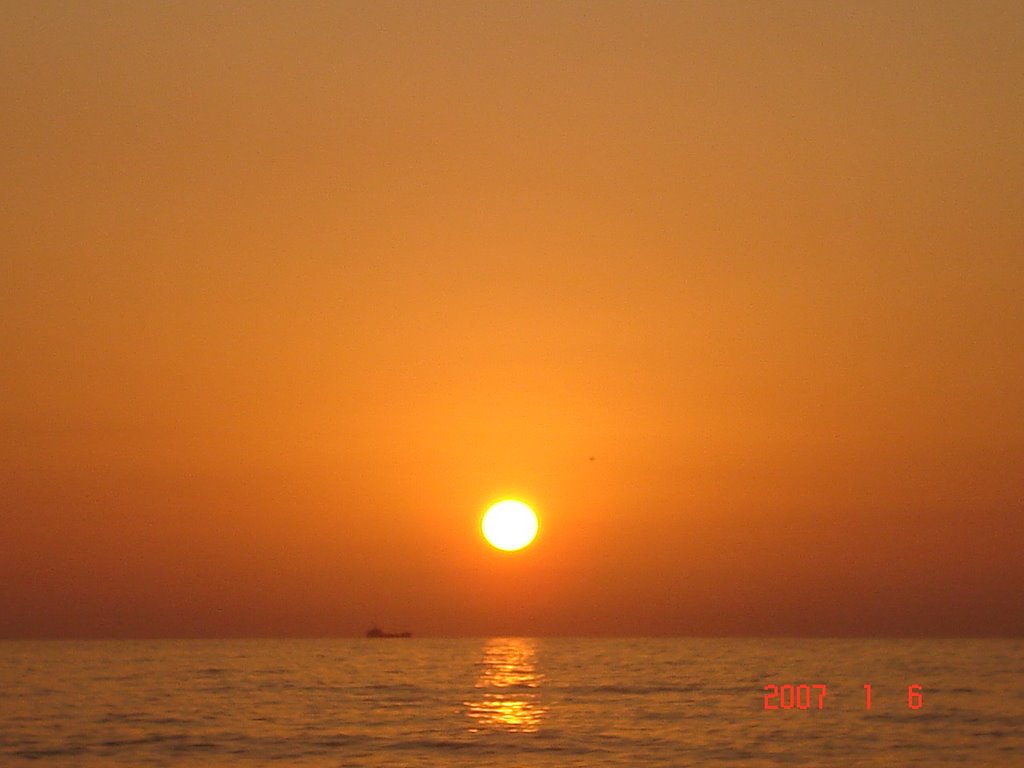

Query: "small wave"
left=97, top=733, right=191, bottom=749
left=14, top=745, right=87, bottom=759
left=562, top=683, right=704, bottom=696
left=197, top=667, right=230, bottom=675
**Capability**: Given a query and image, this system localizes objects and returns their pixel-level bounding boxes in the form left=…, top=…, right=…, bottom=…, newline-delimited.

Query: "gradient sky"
left=3, top=1, right=1022, bottom=638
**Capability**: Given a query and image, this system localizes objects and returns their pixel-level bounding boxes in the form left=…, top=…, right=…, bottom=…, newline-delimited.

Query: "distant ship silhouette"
left=365, top=627, right=412, bottom=638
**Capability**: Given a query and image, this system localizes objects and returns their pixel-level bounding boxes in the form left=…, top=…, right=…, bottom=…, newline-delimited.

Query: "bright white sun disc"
left=481, top=500, right=538, bottom=552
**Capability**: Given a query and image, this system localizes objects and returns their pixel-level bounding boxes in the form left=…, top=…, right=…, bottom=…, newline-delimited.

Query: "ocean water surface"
left=2, top=638, right=1021, bottom=766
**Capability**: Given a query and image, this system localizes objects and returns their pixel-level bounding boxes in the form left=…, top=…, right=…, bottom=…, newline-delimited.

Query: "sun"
left=481, top=500, right=539, bottom=552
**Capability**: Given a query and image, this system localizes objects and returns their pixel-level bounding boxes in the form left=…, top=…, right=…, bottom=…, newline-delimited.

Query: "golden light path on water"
left=464, top=638, right=547, bottom=733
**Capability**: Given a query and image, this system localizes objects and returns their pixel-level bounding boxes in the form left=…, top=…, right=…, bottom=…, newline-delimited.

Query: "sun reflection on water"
left=465, top=637, right=546, bottom=733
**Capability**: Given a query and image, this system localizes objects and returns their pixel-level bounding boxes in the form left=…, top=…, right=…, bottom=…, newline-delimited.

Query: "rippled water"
left=1, top=638, right=1021, bottom=766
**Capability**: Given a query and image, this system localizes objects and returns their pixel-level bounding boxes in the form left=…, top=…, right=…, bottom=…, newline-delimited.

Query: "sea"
left=1, top=638, right=1021, bottom=766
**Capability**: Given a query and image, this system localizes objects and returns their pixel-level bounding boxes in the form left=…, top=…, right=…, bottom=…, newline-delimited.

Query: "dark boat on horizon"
left=365, top=627, right=412, bottom=638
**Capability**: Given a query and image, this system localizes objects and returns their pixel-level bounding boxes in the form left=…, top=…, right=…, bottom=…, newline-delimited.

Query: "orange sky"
left=2, top=1, right=1022, bottom=638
